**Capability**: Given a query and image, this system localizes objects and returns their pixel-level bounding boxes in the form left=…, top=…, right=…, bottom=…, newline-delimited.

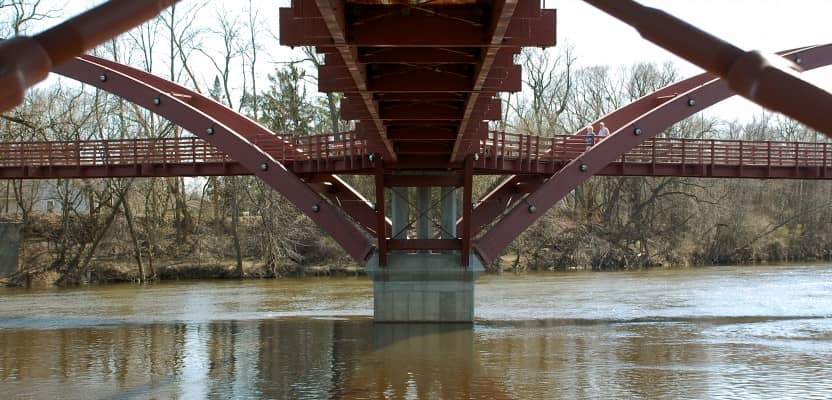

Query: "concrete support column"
left=0, top=222, right=22, bottom=277
left=440, top=187, right=457, bottom=239
left=415, top=187, right=432, bottom=240
left=391, top=187, right=409, bottom=239
left=366, top=252, right=483, bottom=322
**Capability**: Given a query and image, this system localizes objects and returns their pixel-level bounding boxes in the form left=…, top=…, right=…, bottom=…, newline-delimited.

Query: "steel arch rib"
left=475, top=43, right=832, bottom=263
left=53, top=56, right=375, bottom=264
left=464, top=46, right=816, bottom=237
left=77, top=55, right=389, bottom=239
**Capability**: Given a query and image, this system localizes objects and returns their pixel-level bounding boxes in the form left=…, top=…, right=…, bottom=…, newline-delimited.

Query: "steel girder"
left=584, top=0, right=832, bottom=136
left=0, top=0, right=179, bottom=112
left=283, top=1, right=555, bottom=161
left=52, top=55, right=375, bottom=264
left=475, top=44, right=832, bottom=264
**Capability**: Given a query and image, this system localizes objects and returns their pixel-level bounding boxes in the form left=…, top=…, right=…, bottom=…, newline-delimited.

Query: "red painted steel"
left=374, top=159, right=387, bottom=266
left=48, top=56, right=374, bottom=264
left=0, top=0, right=179, bottom=112
left=476, top=44, right=832, bottom=263
left=3, top=0, right=832, bottom=261
left=583, top=0, right=832, bottom=137
left=284, top=1, right=554, bottom=166
left=4, top=135, right=832, bottom=180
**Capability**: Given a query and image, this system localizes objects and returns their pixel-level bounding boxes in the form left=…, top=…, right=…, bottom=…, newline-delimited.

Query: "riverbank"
left=3, top=259, right=366, bottom=287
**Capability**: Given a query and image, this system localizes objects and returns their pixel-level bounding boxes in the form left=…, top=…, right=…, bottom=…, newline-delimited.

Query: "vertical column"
left=374, top=160, right=387, bottom=266
left=416, top=187, right=432, bottom=241
left=391, top=187, right=410, bottom=239
left=440, top=187, right=457, bottom=240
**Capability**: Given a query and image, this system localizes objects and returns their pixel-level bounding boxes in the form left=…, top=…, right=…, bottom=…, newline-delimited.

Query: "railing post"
left=651, top=138, right=657, bottom=174
left=823, top=142, right=828, bottom=177
left=739, top=141, right=744, bottom=173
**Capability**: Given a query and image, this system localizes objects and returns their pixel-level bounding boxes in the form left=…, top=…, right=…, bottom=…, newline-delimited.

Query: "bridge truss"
left=1, top=1, right=832, bottom=269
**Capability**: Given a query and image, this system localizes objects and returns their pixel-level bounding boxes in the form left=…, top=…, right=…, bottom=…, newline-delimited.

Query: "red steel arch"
left=465, top=45, right=816, bottom=237
left=53, top=55, right=375, bottom=264
left=476, top=43, right=832, bottom=263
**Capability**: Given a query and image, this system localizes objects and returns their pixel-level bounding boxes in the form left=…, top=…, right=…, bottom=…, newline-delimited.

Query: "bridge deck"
left=2, top=133, right=830, bottom=180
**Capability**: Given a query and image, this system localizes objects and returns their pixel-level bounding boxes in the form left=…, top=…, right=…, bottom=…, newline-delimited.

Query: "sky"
left=15, top=0, right=832, bottom=122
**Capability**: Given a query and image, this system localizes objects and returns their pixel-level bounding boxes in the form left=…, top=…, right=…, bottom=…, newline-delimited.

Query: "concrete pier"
left=366, top=252, right=484, bottom=322
left=0, top=222, right=22, bottom=277
left=368, top=183, right=482, bottom=322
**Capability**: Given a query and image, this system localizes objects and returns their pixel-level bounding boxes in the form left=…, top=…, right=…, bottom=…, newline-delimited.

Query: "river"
left=1, top=264, right=831, bottom=399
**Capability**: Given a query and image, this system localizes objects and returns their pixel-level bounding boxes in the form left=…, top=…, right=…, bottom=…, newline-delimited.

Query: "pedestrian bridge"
left=2, top=133, right=831, bottom=180
left=3, top=0, right=832, bottom=322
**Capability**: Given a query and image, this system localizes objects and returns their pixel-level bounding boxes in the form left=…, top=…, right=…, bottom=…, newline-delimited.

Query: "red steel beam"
left=321, top=65, right=522, bottom=93
left=584, top=0, right=832, bottom=137
left=461, top=154, right=474, bottom=267
left=314, top=175, right=392, bottom=237
left=451, top=0, right=521, bottom=163
left=312, top=0, right=397, bottom=162
left=387, top=239, right=461, bottom=251
left=0, top=0, right=179, bottom=112
left=475, top=43, right=832, bottom=264
left=52, top=56, right=374, bottom=264
left=374, top=158, right=387, bottom=266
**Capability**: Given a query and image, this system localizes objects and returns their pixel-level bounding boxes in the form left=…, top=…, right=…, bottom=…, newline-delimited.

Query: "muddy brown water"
left=1, top=264, right=831, bottom=399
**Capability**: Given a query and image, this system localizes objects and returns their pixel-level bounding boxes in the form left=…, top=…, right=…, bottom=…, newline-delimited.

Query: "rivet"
left=206, top=127, right=215, bottom=135
left=99, top=74, right=107, bottom=82
left=312, top=204, right=321, bottom=213
left=634, top=127, right=643, bottom=136
left=528, top=204, right=537, bottom=213
left=687, top=98, right=696, bottom=107
left=579, top=163, right=589, bottom=172
left=259, top=162, right=269, bottom=171
left=152, top=97, right=161, bottom=106
left=795, top=57, right=803, bottom=65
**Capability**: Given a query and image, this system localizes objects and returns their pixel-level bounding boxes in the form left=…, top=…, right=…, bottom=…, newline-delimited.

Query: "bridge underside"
left=2, top=1, right=832, bottom=321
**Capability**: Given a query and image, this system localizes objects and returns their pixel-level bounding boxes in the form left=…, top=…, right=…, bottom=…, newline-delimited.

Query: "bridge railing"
left=0, top=131, right=369, bottom=168
left=482, top=132, right=832, bottom=168
left=0, top=137, right=229, bottom=167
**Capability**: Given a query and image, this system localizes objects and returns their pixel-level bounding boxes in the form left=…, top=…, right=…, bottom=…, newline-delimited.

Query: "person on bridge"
left=597, top=122, right=610, bottom=140
left=586, top=125, right=596, bottom=149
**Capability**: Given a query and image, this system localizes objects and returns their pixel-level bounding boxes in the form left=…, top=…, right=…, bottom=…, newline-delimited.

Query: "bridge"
left=2, top=1, right=832, bottom=322
left=3, top=134, right=832, bottom=181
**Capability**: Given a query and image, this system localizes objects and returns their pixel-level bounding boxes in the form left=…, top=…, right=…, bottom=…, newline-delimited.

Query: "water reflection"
left=1, top=265, right=831, bottom=399
left=2, top=316, right=831, bottom=399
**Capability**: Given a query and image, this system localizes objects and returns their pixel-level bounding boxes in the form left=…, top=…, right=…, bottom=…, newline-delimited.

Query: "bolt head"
left=528, top=204, right=537, bottom=213
left=152, top=97, right=161, bottom=106
left=259, top=162, right=269, bottom=171
left=634, top=127, right=643, bottom=136
left=99, top=74, right=107, bottom=82
left=368, top=153, right=376, bottom=163
left=579, top=163, right=589, bottom=172
left=687, top=98, right=696, bottom=107
left=795, top=57, right=803, bottom=65
left=206, top=127, right=215, bottom=135
left=312, top=204, right=321, bottom=213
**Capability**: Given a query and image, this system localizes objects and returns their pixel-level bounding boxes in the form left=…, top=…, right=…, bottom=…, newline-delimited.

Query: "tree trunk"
left=230, top=177, right=243, bottom=277
left=122, top=195, right=145, bottom=282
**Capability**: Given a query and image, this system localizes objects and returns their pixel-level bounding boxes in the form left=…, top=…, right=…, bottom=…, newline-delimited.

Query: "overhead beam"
left=583, top=0, right=832, bottom=136
left=451, top=0, right=521, bottom=163
left=312, top=0, right=397, bottom=161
